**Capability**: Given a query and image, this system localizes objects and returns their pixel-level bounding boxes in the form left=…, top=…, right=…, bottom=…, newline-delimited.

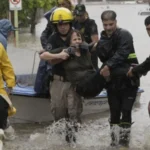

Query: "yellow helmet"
left=50, top=7, right=73, bottom=24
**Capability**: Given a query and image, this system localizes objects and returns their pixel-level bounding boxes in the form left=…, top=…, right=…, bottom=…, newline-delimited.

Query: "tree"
left=0, top=0, right=56, bottom=34
left=20, top=0, right=56, bottom=34
left=0, top=0, right=9, bottom=18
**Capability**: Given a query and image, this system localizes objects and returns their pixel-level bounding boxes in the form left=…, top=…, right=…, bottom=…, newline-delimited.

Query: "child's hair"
left=66, top=29, right=84, bottom=46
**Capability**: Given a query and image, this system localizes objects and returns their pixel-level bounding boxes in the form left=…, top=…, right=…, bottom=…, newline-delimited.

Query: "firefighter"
left=40, top=7, right=79, bottom=143
left=34, top=0, right=74, bottom=96
left=40, top=0, right=74, bottom=49
left=96, top=10, right=139, bottom=148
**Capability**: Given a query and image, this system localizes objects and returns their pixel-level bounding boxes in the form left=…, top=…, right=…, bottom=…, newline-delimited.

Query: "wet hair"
left=145, top=16, right=150, bottom=26
left=66, top=29, right=85, bottom=46
left=101, top=10, right=117, bottom=21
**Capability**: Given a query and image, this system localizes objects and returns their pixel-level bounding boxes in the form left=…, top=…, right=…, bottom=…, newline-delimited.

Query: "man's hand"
left=127, top=67, right=134, bottom=77
left=39, top=51, right=50, bottom=60
left=58, top=50, right=70, bottom=60
left=100, top=65, right=110, bottom=77
left=6, top=87, right=12, bottom=95
left=38, top=49, right=45, bottom=55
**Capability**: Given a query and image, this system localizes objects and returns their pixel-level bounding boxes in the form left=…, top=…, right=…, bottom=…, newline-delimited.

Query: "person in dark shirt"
left=127, top=16, right=150, bottom=77
left=73, top=4, right=99, bottom=70
left=40, top=7, right=80, bottom=143
left=96, top=10, right=139, bottom=148
left=40, top=0, right=74, bottom=49
left=127, top=16, right=150, bottom=117
left=35, top=0, right=74, bottom=95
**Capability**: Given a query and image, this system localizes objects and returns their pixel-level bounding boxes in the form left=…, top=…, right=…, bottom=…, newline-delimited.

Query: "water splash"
left=4, top=118, right=110, bottom=150
left=144, top=125, right=150, bottom=150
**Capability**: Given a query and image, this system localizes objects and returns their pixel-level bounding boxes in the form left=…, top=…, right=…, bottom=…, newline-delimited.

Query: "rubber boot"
left=110, top=124, right=120, bottom=147
left=119, top=123, right=131, bottom=148
left=65, top=121, right=77, bottom=143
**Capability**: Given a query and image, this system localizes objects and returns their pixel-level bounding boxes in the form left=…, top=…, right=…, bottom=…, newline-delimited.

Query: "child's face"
left=70, top=32, right=82, bottom=46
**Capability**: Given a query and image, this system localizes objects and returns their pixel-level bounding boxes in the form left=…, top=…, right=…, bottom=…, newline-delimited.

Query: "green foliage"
left=0, top=0, right=56, bottom=28
left=41, top=0, right=57, bottom=10
left=0, top=0, right=9, bottom=18
left=19, top=0, right=56, bottom=27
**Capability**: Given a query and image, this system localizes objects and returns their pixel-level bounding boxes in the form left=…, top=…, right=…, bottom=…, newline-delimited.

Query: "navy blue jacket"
left=0, top=19, right=14, bottom=50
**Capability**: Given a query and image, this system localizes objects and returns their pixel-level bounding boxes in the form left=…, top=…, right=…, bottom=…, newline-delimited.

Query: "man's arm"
left=106, top=30, right=134, bottom=69
left=40, top=50, right=69, bottom=65
left=40, top=34, right=69, bottom=64
left=132, top=56, right=150, bottom=76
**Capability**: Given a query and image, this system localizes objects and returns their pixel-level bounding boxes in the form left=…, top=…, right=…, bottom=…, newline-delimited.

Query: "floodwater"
left=4, top=3, right=150, bottom=150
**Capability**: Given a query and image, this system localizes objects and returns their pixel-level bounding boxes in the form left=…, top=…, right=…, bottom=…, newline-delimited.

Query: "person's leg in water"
left=50, top=80, right=78, bottom=143
left=0, top=95, right=16, bottom=141
left=107, top=89, right=121, bottom=147
left=119, top=87, right=137, bottom=148
left=50, top=79, right=69, bottom=121
left=66, top=84, right=83, bottom=143
left=0, top=96, right=9, bottom=140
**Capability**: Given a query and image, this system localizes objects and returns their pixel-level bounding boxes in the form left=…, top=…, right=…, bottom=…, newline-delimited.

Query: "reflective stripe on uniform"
left=80, top=27, right=85, bottom=34
left=128, top=53, right=136, bottom=59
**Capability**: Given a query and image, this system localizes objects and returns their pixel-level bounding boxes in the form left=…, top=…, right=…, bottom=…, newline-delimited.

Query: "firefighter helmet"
left=50, top=7, right=73, bottom=24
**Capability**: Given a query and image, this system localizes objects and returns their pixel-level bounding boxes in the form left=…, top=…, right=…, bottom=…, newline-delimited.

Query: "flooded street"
left=5, top=4, right=150, bottom=150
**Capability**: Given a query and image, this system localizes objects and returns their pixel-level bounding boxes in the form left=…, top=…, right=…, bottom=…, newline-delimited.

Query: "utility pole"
left=9, top=0, right=22, bottom=47
left=14, top=10, right=19, bottom=47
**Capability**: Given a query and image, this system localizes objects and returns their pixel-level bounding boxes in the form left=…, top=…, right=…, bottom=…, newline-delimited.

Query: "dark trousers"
left=107, top=87, right=138, bottom=124
left=0, top=95, right=9, bottom=129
